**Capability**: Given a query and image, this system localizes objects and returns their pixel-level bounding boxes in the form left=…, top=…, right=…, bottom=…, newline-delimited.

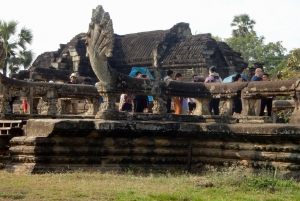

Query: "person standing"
left=164, top=69, right=174, bottom=113
left=250, top=68, right=263, bottom=115
left=232, top=74, right=243, bottom=116
left=259, top=73, right=273, bottom=116
left=204, top=66, right=222, bottom=115
left=173, top=73, right=183, bottom=114
left=251, top=68, right=263, bottom=81
left=66, top=73, right=79, bottom=114
left=133, top=72, right=149, bottom=113
left=187, top=75, right=199, bottom=114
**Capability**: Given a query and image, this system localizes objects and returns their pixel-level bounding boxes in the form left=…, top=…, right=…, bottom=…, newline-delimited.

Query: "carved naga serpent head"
left=85, top=6, right=163, bottom=96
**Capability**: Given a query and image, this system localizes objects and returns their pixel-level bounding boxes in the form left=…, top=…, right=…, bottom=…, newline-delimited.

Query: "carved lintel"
left=152, top=95, right=167, bottom=114
left=95, top=92, right=119, bottom=119
left=85, top=97, right=101, bottom=115
left=194, top=97, right=211, bottom=115
left=41, top=98, right=58, bottom=115
left=0, top=97, right=12, bottom=114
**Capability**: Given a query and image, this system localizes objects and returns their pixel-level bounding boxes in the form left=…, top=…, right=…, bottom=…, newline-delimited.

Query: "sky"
left=1, top=0, right=300, bottom=62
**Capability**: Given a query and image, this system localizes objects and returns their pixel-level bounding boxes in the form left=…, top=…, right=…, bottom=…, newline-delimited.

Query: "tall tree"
left=225, top=33, right=286, bottom=71
left=0, top=20, right=33, bottom=76
left=231, top=14, right=256, bottom=37
left=276, top=48, right=300, bottom=80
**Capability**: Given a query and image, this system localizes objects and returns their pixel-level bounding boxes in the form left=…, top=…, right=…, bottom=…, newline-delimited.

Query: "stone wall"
left=5, top=119, right=300, bottom=178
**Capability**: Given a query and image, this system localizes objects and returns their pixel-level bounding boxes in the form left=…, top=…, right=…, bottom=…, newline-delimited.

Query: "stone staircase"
left=0, top=120, right=26, bottom=156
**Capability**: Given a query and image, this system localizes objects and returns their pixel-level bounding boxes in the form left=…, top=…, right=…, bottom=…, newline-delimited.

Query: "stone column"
left=41, top=90, right=58, bottom=115
left=152, top=95, right=167, bottom=114
left=95, top=92, right=119, bottom=119
left=0, top=97, right=12, bottom=114
left=290, top=80, right=300, bottom=124
left=85, top=97, right=101, bottom=115
left=225, top=98, right=233, bottom=116
left=241, top=98, right=257, bottom=116
left=193, top=97, right=211, bottom=115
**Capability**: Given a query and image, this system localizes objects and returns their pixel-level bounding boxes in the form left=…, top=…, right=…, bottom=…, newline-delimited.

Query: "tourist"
left=204, top=66, right=222, bottom=115
left=66, top=73, right=79, bottom=114
left=187, top=75, right=199, bottom=114
left=133, top=72, right=149, bottom=113
left=164, top=69, right=174, bottom=113
left=232, top=74, right=243, bottom=116
left=259, top=73, right=273, bottom=116
left=119, top=94, right=133, bottom=112
left=173, top=73, right=183, bottom=114
left=251, top=68, right=263, bottom=115
left=251, top=68, right=263, bottom=81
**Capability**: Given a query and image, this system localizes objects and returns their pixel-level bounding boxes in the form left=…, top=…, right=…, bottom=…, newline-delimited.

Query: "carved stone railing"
left=0, top=73, right=100, bottom=115
left=84, top=6, right=300, bottom=124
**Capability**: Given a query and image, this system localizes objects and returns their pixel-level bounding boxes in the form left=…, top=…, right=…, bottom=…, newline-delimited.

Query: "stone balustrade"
left=0, top=73, right=100, bottom=115
left=1, top=73, right=300, bottom=123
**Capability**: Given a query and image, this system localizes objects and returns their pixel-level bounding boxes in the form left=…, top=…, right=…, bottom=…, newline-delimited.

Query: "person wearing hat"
left=204, top=66, right=222, bottom=115
left=67, top=73, right=79, bottom=84
left=65, top=73, right=79, bottom=114
left=164, top=69, right=174, bottom=113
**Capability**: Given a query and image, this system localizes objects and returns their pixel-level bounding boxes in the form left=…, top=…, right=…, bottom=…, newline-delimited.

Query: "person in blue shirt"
left=250, top=68, right=263, bottom=115
left=251, top=68, right=263, bottom=81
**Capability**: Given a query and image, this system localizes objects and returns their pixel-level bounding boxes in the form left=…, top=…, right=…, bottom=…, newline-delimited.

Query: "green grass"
left=0, top=166, right=299, bottom=201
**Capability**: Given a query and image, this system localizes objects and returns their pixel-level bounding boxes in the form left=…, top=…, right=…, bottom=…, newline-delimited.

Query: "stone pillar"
left=0, top=97, right=12, bottom=114
left=152, top=95, right=167, bottom=114
left=41, top=90, right=58, bottom=115
left=95, top=92, right=119, bottom=119
left=241, top=98, right=257, bottom=116
left=85, top=97, right=101, bottom=115
left=290, top=80, right=300, bottom=124
left=225, top=98, right=233, bottom=116
left=193, top=97, right=211, bottom=115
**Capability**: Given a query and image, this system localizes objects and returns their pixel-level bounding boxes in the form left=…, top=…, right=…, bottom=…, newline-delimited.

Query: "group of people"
left=119, top=71, right=150, bottom=113
left=231, top=68, right=272, bottom=116
left=118, top=67, right=272, bottom=117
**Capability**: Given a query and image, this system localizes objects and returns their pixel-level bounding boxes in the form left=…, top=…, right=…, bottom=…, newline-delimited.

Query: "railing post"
left=41, top=90, right=58, bottom=115
left=0, top=97, right=12, bottom=114
left=95, top=92, right=119, bottom=119
left=85, top=97, right=101, bottom=115
left=290, top=80, right=300, bottom=124
left=152, top=94, right=167, bottom=114
left=193, top=97, right=211, bottom=115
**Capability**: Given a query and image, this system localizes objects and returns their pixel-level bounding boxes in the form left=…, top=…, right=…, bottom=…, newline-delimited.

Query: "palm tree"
left=0, top=20, right=33, bottom=76
left=231, top=14, right=256, bottom=37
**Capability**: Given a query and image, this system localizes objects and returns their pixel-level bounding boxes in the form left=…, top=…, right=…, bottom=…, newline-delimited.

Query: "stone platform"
left=4, top=117, right=300, bottom=177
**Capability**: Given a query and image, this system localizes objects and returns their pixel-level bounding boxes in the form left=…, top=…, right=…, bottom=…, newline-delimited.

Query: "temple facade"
left=12, top=23, right=247, bottom=83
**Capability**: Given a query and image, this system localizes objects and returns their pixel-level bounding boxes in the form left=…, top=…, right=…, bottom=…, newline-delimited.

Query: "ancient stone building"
left=12, top=23, right=247, bottom=83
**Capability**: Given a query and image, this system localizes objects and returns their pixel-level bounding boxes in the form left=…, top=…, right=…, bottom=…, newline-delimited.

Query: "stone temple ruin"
left=12, top=23, right=247, bottom=83
left=1, top=6, right=300, bottom=178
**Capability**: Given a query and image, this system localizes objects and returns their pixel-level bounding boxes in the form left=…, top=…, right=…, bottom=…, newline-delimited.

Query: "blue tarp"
left=129, top=67, right=154, bottom=102
left=223, top=74, right=247, bottom=83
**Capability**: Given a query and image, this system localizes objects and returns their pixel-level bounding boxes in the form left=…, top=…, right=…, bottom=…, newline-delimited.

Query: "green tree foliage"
left=0, top=20, right=33, bottom=76
left=231, top=14, right=256, bottom=37
left=276, top=48, right=300, bottom=80
left=226, top=14, right=286, bottom=72
left=225, top=33, right=286, bottom=71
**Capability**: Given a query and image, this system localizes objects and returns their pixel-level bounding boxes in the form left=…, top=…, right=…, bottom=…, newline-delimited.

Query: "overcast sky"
left=1, top=0, right=300, bottom=61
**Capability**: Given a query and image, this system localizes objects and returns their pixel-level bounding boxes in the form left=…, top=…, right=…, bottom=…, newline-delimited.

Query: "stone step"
left=0, top=127, right=23, bottom=135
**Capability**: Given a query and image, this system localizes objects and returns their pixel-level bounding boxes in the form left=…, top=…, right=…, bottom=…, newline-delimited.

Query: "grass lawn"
left=0, top=166, right=299, bottom=201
